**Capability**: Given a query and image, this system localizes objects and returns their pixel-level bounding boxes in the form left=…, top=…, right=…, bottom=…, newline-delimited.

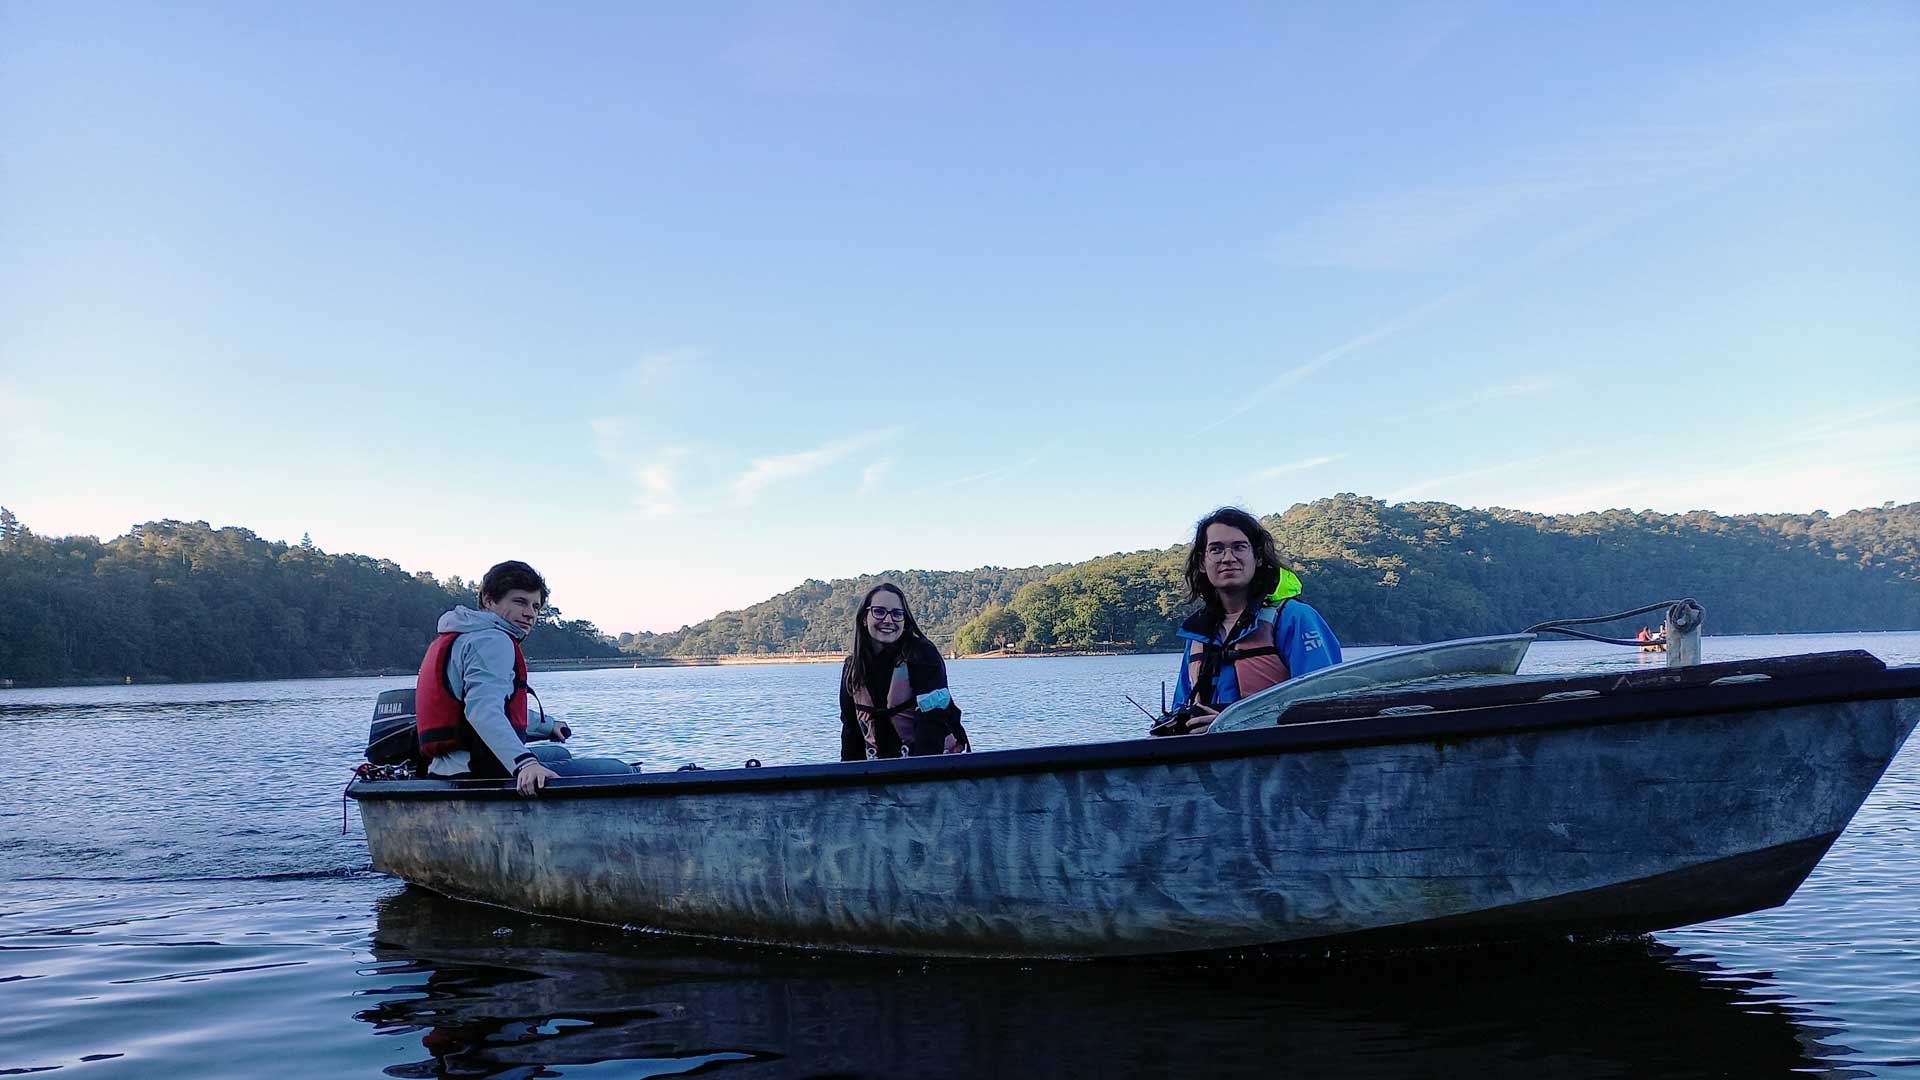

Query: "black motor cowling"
left=366, top=688, right=420, bottom=766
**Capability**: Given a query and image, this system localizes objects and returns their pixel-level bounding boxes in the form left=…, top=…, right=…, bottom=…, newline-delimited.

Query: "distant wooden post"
left=1664, top=600, right=1704, bottom=668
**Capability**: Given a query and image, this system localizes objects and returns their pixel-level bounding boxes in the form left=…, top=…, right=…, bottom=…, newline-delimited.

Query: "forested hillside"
left=616, top=565, right=1063, bottom=657
left=4, top=496, right=1918, bottom=685
left=0, top=510, right=619, bottom=685
left=631, top=496, right=1920, bottom=657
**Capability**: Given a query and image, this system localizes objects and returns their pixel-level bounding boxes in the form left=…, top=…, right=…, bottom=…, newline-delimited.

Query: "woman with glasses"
left=839, top=582, right=971, bottom=760
left=1159, top=507, right=1343, bottom=736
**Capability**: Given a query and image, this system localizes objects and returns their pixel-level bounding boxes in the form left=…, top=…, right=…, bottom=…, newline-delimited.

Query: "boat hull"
left=356, top=669, right=1919, bottom=958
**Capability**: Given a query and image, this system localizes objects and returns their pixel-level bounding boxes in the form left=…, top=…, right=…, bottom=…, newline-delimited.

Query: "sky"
left=3, top=3, right=1917, bottom=634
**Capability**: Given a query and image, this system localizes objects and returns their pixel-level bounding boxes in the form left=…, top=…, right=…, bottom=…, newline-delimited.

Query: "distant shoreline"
left=0, top=649, right=1181, bottom=688
left=531, top=654, right=847, bottom=671
left=7, top=629, right=1917, bottom=690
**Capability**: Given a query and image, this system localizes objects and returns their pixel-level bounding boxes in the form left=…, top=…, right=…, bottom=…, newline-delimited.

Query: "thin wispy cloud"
left=1216, top=164, right=1714, bottom=439
left=630, top=448, right=690, bottom=517
left=1387, top=461, right=1531, bottom=502
left=1491, top=411, right=1920, bottom=514
left=590, top=417, right=626, bottom=461
left=732, top=429, right=900, bottom=502
left=593, top=350, right=706, bottom=514
left=1788, top=396, right=1920, bottom=445
left=1383, top=5, right=1472, bottom=74
left=857, top=459, right=893, bottom=497
left=620, top=350, right=700, bottom=394
left=941, top=455, right=1044, bottom=489
left=934, top=433, right=1071, bottom=489
left=1273, top=163, right=1702, bottom=271
left=1270, top=12, right=1919, bottom=270
left=1253, top=454, right=1347, bottom=481
left=1520, top=448, right=1920, bottom=517
left=1275, top=185, right=1524, bottom=271
left=591, top=415, right=688, bottom=515
left=1387, top=450, right=1595, bottom=502
left=594, top=418, right=904, bottom=515
left=1196, top=286, right=1478, bottom=436
left=1385, top=377, right=1555, bottom=423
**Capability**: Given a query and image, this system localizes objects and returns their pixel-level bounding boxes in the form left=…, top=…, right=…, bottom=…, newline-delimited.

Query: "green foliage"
left=624, top=567, right=1062, bottom=657
left=1004, top=550, right=1189, bottom=650
left=1259, top=495, right=1920, bottom=643
left=953, top=603, right=1027, bottom=655
left=0, top=511, right=619, bottom=685
left=5, top=497, right=1918, bottom=683
left=624, top=496, right=1920, bottom=656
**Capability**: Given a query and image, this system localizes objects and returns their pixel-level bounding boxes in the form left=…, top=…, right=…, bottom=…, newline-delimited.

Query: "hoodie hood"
left=437, top=605, right=527, bottom=640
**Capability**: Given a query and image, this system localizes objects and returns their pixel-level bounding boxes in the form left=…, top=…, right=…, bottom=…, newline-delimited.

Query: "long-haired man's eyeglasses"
left=866, top=606, right=906, bottom=623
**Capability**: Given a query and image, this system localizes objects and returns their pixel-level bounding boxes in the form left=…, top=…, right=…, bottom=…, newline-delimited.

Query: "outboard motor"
left=366, top=688, right=421, bottom=766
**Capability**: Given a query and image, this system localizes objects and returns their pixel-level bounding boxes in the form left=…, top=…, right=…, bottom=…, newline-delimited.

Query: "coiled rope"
left=1523, top=598, right=1700, bottom=648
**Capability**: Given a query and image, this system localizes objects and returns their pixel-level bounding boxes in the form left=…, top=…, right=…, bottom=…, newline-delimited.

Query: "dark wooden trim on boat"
left=350, top=653, right=1920, bottom=803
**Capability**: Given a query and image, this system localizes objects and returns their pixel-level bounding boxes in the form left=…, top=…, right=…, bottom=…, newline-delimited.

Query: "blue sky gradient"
left=3, top=3, right=1916, bottom=632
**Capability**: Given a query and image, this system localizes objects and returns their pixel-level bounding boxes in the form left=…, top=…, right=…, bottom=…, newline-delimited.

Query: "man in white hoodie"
left=413, top=560, right=628, bottom=795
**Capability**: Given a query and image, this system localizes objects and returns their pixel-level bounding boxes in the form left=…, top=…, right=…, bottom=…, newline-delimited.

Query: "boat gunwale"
left=349, top=652, right=1920, bottom=803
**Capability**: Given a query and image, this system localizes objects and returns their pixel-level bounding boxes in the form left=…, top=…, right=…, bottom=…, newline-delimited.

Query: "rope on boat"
left=1524, top=598, right=1698, bottom=647
left=342, top=761, right=414, bottom=834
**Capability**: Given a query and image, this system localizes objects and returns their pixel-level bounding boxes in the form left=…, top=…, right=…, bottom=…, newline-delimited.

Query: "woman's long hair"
left=1183, top=506, right=1282, bottom=616
left=844, top=582, right=930, bottom=692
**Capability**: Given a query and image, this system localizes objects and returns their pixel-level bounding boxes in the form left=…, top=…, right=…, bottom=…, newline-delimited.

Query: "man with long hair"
left=1163, top=507, right=1343, bottom=735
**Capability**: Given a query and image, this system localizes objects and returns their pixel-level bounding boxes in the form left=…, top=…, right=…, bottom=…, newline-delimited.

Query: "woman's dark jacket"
left=839, top=636, right=967, bottom=761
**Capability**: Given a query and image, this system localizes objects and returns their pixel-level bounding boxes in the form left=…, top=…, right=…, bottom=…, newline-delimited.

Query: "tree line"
left=941, top=496, right=1920, bottom=654
left=0, top=510, right=618, bottom=685
left=3, top=496, right=1917, bottom=685
left=629, top=496, right=1920, bottom=657
left=615, top=565, right=1064, bottom=658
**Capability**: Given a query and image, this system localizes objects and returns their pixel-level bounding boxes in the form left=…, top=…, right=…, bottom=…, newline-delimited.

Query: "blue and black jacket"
left=1172, top=600, right=1343, bottom=710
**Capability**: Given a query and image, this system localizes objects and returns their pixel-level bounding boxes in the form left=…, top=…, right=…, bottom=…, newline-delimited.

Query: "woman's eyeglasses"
left=865, top=606, right=907, bottom=623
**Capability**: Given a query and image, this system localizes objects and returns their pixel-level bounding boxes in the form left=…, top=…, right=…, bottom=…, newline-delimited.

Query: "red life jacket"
left=414, top=629, right=530, bottom=764
left=1187, top=602, right=1292, bottom=708
left=849, top=661, right=918, bottom=759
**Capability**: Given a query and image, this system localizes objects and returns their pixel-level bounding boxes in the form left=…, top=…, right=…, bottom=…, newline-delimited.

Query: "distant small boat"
left=350, top=645, right=1920, bottom=959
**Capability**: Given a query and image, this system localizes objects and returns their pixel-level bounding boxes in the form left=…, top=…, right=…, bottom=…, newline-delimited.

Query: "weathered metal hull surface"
left=354, top=662, right=1920, bottom=959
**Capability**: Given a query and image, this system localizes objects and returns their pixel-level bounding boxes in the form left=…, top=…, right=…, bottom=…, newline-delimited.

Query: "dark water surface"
left=4, top=634, right=1919, bottom=1077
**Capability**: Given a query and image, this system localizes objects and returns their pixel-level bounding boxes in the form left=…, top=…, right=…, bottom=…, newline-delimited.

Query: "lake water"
left=5, top=633, right=1919, bottom=1078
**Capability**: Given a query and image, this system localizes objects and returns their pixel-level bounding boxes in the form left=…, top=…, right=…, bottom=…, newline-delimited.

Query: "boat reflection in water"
left=354, top=886, right=1855, bottom=1079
